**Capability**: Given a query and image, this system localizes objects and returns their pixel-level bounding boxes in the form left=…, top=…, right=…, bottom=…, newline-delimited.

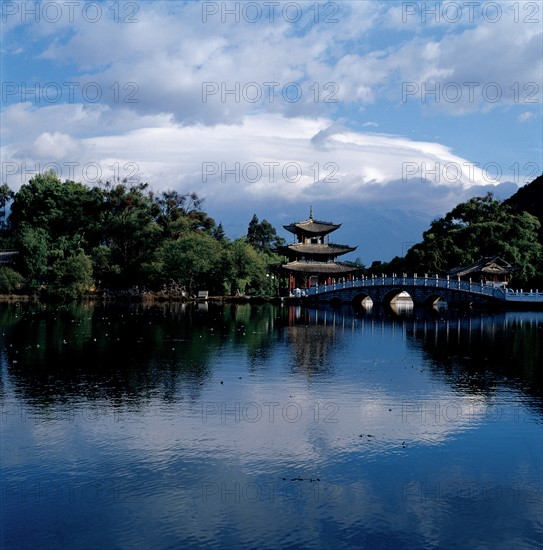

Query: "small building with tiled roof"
left=448, top=256, right=514, bottom=284
left=280, top=208, right=360, bottom=292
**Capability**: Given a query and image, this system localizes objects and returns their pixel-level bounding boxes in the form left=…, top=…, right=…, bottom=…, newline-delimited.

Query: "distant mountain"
left=504, top=174, right=543, bottom=228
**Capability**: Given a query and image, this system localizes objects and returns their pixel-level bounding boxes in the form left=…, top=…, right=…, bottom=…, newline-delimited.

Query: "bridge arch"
left=422, top=293, right=448, bottom=308
left=382, top=289, right=414, bottom=307
left=308, top=275, right=543, bottom=308
left=351, top=292, right=373, bottom=309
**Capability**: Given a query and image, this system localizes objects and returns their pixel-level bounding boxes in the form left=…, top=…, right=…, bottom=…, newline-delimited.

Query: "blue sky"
left=1, top=1, right=542, bottom=263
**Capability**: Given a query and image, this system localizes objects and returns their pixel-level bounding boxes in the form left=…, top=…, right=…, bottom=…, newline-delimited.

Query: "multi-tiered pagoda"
left=278, top=208, right=359, bottom=292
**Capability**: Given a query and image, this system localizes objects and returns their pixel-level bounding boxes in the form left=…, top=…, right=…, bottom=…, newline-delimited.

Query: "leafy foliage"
left=97, top=182, right=162, bottom=287
left=505, top=174, right=543, bottom=233
left=4, top=172, right=286, bottom=299
left=48, top=252, right=93, bottom=301
left=0, top=183, right=15, bottom=232
left=10, top=171, right=102, bottom=247
left=17, top=224, right=50, bottom=290
left=10, top=170, right=539, bottom=299
left=0, top=266, right=24, bottom=293
left=247, top=214, right=285, bottom=252
left=372, top=193, right=542, bottom=287
left=161, top=233, right=222, bottom=293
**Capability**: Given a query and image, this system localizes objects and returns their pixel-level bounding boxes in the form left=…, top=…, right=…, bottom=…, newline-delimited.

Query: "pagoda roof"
left=278, top=243, right=357, bottom=256
left=283, top=218, right=341, bottom=236
left=283, top=261, right=360, bottom=274
left=448, top=256, right=514, bottom=277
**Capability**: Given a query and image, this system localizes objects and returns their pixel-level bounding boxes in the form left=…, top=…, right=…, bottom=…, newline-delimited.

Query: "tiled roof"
left=278, top=243, right=357, bottom=256
left=283, top=219, right=341, bottom=235
left=283, top=261, right=360, bottom=274
left=448, top=256, right=514, bottom=277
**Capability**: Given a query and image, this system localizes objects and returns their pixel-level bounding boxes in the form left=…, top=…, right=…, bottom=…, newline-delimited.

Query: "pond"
left=1, top=301, right=541, bottom=549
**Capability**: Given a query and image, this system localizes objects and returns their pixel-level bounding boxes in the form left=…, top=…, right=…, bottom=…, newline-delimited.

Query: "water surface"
left=1, top=302, right=542, bottom=549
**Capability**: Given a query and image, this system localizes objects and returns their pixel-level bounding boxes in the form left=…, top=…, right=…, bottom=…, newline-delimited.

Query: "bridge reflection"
left=284, top=304, right=542, bottom=395
left=287, top=303, right=541, bottom=337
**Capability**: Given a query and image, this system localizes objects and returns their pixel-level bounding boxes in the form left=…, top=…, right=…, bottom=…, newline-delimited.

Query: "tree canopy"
left=247, top=214, right=285, bottom=252
left=2, top=171, right=287, bottom=299
left=2, top=171, right=541, bottom=299
left=373, top=192, right=542, bottom=287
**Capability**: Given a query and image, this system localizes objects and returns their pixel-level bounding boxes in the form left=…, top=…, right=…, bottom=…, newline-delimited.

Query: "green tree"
left=404, top=193, right=542, bottom=284
left=98, top=182, right=162, bottom=287
left=7, top=171, right=237, bottom=295
left=91, top=244, right=121, bottom=288
left=247, top=214, right=285, bottom=252
left=222, top=238, right=270, bottom=295
left=16, top=225, right=49, bottom=290
left=48, top=252, right=93, bottom=301
left=0, top=183, right=14, bottom=232
left=212, top=222, right=226, bottom=242
left=161, top=232, right=222, bottom=294
left=10, top=171, right=102, bottom=247
left=0, top=266, right=24, bottom=293
left=152, top=190, right=215, bottom=238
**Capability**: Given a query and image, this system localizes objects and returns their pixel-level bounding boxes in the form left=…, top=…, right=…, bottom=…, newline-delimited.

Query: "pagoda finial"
left=309, top=205, right=313, bottom=220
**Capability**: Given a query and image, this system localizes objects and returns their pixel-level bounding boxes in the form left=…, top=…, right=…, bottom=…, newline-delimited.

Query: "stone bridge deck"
left=305, top=276, right=543, bottom=308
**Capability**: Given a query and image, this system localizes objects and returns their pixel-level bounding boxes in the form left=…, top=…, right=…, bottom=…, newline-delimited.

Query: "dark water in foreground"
left=1, top=302, right=542, bottom=550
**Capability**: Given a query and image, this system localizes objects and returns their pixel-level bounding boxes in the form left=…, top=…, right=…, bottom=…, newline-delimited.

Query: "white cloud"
left=32, top=131, right=82, bottom=160
left=517, top=111, right=535, bottom=123
left=387, top=3, right=543, bottom=114
left=4, top=1, right=541, bottom=124
left=1, top=110, right=499, bottom=213
left=1, top=0, right=537, bottom=256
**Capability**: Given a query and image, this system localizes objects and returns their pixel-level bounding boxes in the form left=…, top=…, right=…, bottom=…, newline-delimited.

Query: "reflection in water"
left=287, top=324, right=337, bottom=375
left=389, top=298, right=414, bottom=316
left=1, top=302, right=284, bottom=407
left=1, top=302, right=542, bottom=549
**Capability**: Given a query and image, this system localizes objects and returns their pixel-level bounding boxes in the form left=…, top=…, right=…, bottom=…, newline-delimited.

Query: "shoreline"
left=1, top=293, right=543, bottom=311
left=0, top=292, right=287, bottom=304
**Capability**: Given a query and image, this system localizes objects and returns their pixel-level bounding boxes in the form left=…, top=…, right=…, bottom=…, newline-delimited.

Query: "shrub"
left=0, top=266, right=25, bottom=293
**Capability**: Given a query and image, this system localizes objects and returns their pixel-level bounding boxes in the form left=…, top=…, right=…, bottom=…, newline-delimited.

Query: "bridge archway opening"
left=384, top=290, right=414, bottom=314
left=351, top=293, right=373, bottom=310
left=423, top=293, right=448, bottom=309
left=383, top=289, right=414, bottom=307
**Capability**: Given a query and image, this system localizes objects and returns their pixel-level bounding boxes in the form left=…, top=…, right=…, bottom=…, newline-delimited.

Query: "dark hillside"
left=504, top=174, right=543, bottom=228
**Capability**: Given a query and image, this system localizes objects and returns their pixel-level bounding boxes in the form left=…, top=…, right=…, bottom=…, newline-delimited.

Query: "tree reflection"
left=1, top=302, right=541, bottom=416
left=0, top=301, right=279, bottom=408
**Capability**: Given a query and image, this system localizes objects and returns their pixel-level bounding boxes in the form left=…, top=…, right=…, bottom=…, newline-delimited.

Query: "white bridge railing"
left=306, top=275, right=543, bottom=303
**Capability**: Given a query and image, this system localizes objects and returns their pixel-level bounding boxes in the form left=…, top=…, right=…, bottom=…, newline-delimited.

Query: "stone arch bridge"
left=305, top=275, right=543, bottom=308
